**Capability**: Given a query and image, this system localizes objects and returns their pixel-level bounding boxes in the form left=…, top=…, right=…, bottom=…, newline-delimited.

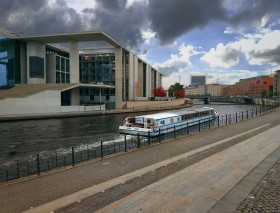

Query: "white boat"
left=119, top=107, right=218, bottom=136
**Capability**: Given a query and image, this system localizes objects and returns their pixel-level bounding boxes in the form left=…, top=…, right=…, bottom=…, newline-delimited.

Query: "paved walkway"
left=0, top=108, right=279, bottom=213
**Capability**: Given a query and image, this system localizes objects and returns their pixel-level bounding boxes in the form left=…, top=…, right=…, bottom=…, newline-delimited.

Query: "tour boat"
left=119, top=107, right=218, bottom=136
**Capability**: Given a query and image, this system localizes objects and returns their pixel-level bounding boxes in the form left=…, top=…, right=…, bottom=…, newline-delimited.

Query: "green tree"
left=168, top=82, right=185, bottom=98
left=260, top=89, right=267, bottom=98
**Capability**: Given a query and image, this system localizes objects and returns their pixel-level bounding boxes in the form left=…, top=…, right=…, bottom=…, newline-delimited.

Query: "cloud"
left=0, top=0, right=83, bottom=36
left=148, top=0, right=226, bottom=44
left=201, top=44, right=240, bottom=68
left=201, top=29, right=280, bottom=68
left=156, top=44, right=201, bottom=76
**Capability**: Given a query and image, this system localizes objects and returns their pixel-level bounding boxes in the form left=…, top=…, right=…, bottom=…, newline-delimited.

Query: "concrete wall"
left=69, top=40, right=79, bottom=83
left=133, top=55, right=139, bottom=100
left=138, top=61, right=143, bottom=97
left=46, top=54, right=56, bottom=83
left=26, top=41, right=46, bottom=84
left=129, top=52, right=134, bottom=100
left=146, top=65, right=151, bottom=97
left=126, top=98, right=185, bottom=109
left=71, top=87, right=80, bottom=105
left=0, top=90, right=61, bottom=115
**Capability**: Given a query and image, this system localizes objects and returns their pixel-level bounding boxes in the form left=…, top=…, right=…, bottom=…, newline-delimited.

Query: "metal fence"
left=0, top=105, right=277, bottom=183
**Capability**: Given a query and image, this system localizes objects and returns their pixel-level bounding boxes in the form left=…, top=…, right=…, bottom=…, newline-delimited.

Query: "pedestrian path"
left=0, top=108, right=279, bottom=213
left=94, top=124, right=280, bottom=213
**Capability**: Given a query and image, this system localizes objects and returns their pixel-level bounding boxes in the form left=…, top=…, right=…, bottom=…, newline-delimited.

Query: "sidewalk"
left=0, top=108, right=279, bottom=213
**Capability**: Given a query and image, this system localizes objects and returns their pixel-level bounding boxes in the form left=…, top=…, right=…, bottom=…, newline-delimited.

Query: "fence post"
left=71, top=147, right=75, bottom=166
left=16, top=160, right=19, bottom=178
left=198, top=120, right=201, bottom=132
left=55, top=152, right=58, bottom=167
left=209, top=118, right=211, bottom=129
left=36, top=154, right=40, bottom=176
left=158, top=129, right=161, bottom=143
left=242, top=111, right=244, bottom=120
left=148, top=131, right=151, bottom=145
left=226, top=115, right=228, bottom=125
left=217, top=116, right=220, bottom=126
left=101, top=141, right=103, bottom=158
left=174, top=125, right=176, bottom=138
left=260, top=107, right=262, bottom=114
left=187, top=123, right=189, bottom=134
left=137, top=133, right=140, bottom=148
left=236, top=113, right=238, bottom=123
left=87, top=145, right=90, bottom=159
left=124, top=135, right=127, bottom=152
left=247, top=110, right=249, bottom=119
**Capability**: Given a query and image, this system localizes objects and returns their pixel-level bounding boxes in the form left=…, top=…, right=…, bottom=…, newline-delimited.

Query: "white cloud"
left=201, top=43, right=240, bottom=68
left=141, top=29, right=156, bottom=44
left=201, top=29, right=280, bottom=68
left=67, top=0, right=96, bottom=13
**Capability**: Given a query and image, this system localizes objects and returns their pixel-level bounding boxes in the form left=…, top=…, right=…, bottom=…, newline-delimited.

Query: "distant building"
left=190, top=74, right=206, bottom=85
left=274, top=70, right=280, bottom=96
left=222, top=75, right=274, bottom=97
left=185, top=85, right=205, bottom=96
left=206, top=84, right=227, bottom=96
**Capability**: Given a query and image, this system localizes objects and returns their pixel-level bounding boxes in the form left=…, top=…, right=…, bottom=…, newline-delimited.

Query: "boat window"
left=170, top=118, right=174, bottom=123
left=147, top=119, right=151, bottom=124
left=177, top=117, right=180, bottom=122
left=160, top=120, right=165, bottom=125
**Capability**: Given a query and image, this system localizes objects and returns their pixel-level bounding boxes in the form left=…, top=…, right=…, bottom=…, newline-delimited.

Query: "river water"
left=0, top=103, right=259, bottom=168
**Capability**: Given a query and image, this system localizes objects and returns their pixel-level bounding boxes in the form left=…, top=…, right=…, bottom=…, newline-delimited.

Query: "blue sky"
left=1, top=0, right=280, bottom=89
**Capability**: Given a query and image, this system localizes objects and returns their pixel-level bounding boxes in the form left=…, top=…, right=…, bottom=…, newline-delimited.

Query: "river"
left=0, top=103, right=260, bottom=169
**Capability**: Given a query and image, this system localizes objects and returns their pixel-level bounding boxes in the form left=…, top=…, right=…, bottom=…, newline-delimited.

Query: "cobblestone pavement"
left=235, top=161, right=280, bottom=213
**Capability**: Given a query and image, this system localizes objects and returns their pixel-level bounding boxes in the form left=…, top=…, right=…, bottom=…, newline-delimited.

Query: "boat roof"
left=136, top=107, right=214, bottom=120
left=139, top=113, right=179, bottom=120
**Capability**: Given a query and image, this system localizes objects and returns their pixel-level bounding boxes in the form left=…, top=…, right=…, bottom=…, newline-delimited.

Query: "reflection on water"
left=0, top=103, right=259, bottom=167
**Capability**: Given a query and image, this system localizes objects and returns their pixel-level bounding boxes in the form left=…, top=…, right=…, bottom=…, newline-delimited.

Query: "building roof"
left=15, top=31, right=123, bottom=49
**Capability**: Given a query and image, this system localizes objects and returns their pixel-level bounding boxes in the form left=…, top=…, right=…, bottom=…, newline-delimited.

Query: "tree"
left=260, top=89, right=267, bottom=106
left=153, top=87, right=166, bottom=97
left=168, top=82, right=185, bottom=98
left=260, top=89, right=267, bottom=98
left=175, top=89, right=185, bottom=98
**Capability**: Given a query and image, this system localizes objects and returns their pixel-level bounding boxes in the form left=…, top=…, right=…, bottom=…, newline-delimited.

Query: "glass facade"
left=79, top=53, right=115, bottom=85
left=55, top=55, right=70, bottom=83
left=122, top=51, right=129, bottom=101
left=143, top=63, right=146, bottom=97
left=79, top=53, right=116, bottom=104
left=0, top=35, right=20, bottom=88
left=46, top=47, right=70, bottom=84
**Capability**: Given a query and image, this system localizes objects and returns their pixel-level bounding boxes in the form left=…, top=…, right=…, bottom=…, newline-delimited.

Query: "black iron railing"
left=0, top=105, right=277, bottom=183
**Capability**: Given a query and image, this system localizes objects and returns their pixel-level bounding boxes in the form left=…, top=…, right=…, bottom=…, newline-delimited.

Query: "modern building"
left=190, top=74, right=206, bottom=85
left=223, top=75, right=274, bottom=97
left=274, top=70, right=280, bottom=96
left=0, top=28, right=162, bottom=115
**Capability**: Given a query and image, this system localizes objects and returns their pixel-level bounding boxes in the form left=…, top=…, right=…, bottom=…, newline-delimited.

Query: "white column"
left=146, top=64, right=151, bottom=97
left=115, top=47, right=123, bottom=109
left=129, top=52, right=134, bottom=100
left=69, top=40, right=79, bottom=83
left=133, top=55, right=139, bottom=100
left=70, top=87, right=80, bottom=105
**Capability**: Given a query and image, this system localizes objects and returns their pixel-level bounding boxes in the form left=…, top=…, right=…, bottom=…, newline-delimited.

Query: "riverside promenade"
left=0, top=108, right=279, bottom=213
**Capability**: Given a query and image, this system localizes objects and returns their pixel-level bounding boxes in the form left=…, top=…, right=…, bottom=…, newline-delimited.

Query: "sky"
left=1, top=0, right=280, bottom=89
